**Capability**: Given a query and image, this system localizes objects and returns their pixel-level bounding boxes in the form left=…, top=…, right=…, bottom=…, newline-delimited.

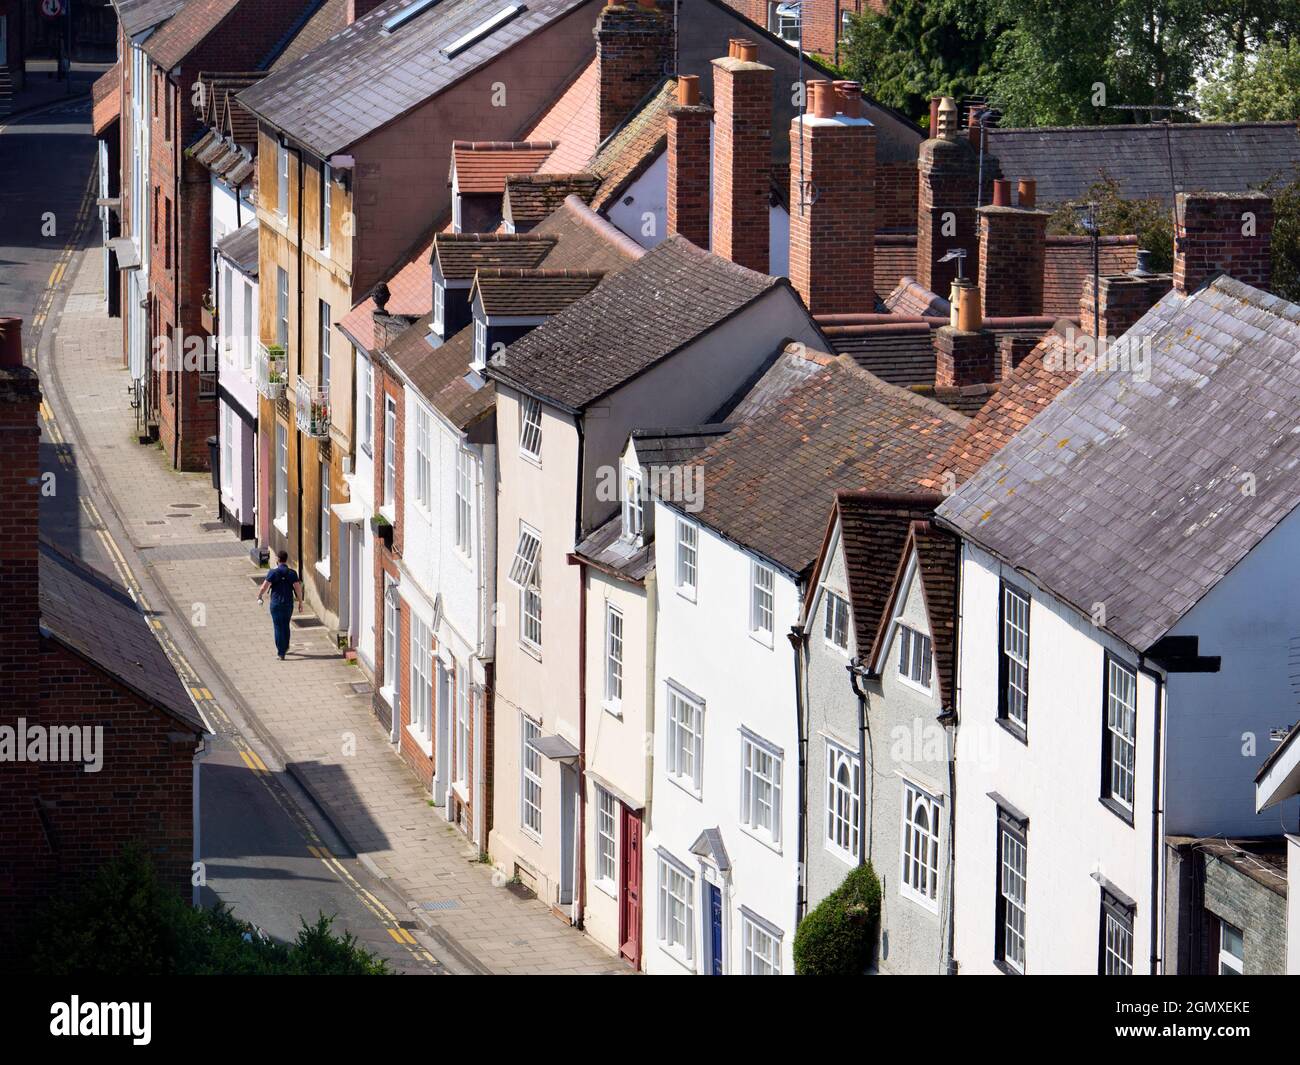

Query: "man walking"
left=257, top=550, right=304, bottom=660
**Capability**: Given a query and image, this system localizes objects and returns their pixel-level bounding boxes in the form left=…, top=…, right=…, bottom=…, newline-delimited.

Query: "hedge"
left=793, top=862, right=882, bottom=975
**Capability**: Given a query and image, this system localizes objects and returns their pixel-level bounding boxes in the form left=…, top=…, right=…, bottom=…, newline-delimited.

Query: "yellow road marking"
left=239, top=749, right=257, bottom=772
left=387, top=928, right=405, bottom=945
left=247, top=749, right=269, bottom=774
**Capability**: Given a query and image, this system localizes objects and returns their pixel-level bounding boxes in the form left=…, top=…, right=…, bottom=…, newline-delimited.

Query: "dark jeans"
left=270, top=602, right=293, bottom=657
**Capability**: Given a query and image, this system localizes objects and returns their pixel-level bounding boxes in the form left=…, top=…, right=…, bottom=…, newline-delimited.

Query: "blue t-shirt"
left=265, top=564, right=300, bottom=607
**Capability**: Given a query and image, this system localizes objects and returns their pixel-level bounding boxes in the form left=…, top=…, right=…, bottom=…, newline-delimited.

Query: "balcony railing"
left=295, top=378, right=331, bottom=438
left=255, top=342, right=287, bottom=401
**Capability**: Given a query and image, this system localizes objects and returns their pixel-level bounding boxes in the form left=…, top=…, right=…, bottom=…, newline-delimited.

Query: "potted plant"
left=200, top=291, right=216, bottom=333
left=370, top=513, right=394, bottom=550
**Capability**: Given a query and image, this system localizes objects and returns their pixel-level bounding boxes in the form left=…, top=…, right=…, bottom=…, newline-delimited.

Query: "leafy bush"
left=793, top=863, right=882, bottom=975
left=1047, top=176, right=1175, bottom=272
left=22, top=846, right=390, bottom=975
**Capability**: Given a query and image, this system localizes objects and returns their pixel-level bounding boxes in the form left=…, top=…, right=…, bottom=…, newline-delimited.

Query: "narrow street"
left=2, top=97, right=439, bottom=975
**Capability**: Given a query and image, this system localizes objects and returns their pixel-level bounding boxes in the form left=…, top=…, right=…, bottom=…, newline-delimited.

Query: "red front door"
left=619, top=805, right=643, bottom=968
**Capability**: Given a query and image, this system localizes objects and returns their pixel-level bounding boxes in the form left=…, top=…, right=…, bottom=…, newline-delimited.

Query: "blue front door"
left=707, top=883, right=723, bottom=975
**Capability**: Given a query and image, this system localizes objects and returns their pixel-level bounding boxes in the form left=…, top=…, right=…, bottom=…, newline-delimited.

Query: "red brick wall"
left=0, top=364, right=41, bottom=714
left=711, top=52, right=773, bottom=273
left=978, top=204, right=1049, bottom=318
left=721, top=1, right=880, bottom=61
left=666, top=96, right=714, bottom=249
left=594, top=2, right=675, bottom=142
left=1080, top=273, right=1173, bottom=338
left=1174, top=192, right=1274, bottom=295
left=875, top=160, right=916, bottom=232
left=788, top=112, right=875, bottom=314
left=916, top=136, right=979, bottom=298
left=934, top=324, right=996, bottom=387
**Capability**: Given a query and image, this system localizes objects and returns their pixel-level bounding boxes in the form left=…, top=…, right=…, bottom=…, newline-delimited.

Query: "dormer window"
left=621, top=463, right=644, bottom=543
left=473, top=316, right=487, bottom=370
left=433, top=282, right=445, bottom=335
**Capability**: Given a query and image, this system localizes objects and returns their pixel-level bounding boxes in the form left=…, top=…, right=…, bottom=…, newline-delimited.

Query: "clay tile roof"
left=938, top=277, right=1300, bottom=651
left=987, top=121, right=1300, bottom=207
left=339, top=233, right=435, bottom=353
left=923, top=325, right=1080, bottom=490
left=433, top=233, right=556, bottom=281
left=385, top=315, right=496, bottom=432
left=144, top=0, right=242, bottom=71
left=821, top=320, right=937, bottom=388
left=874, top=233, right=918, bottom=297
left=682, top=355, right=967, bottom=576
left=905, top=519, right=959, bottom=708
left=238, top=0, right=591, bottom=158
left=524, top=57, right=600, bottom=173
left=471, top=268, right=604, bottom=317
left=39, top=541, right=205, bottom=734
left=92, top=63, right=121, bottom=136
left=586, top=77, right=677, bottom=212
left=530, top=194, right=645, bottom=273
left=488, top=236, right=782, bottom=411
left=885, top=277, right=950, bottom=318
left=196, top=73, right=265, bottom=149
left=451, top=141, right=560, bottom=194
left=503, top=173, right=602, bottom=231
left=1043, top=235, right=1140, bottom=317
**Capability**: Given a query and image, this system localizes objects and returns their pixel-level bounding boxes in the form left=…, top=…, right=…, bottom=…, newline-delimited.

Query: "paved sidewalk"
left=47, top=247, right=624, bottom=975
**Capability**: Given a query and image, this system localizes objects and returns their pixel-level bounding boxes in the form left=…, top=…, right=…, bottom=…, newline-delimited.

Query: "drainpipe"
left=848, top=659, right=875, bottom=864
left=568, top=551, right=588, bottom=930
left=294, top=143, right=305, bottom=574
left=1138, top=654, right=1166, bottom=975
left=191, top=736, right=206, bottom=907
left=788, top=624, right=808, bottom=930
left=942, top=534, right=962, bottom=975
left=171, top=72, right=181, bottom=471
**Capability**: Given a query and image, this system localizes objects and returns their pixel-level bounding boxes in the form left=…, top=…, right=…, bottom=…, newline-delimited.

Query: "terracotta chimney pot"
left=992, top=179, right=1012, bottom=207
left=677, top=74, right=700, bottom=107
left=1017, top=178, right=1036, bottom=208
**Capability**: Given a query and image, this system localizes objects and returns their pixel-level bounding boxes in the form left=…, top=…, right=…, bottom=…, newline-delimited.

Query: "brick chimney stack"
left=1080, top=253, right=1173, bottom=338
left=0, top=317, right=41, bottom=715
left=1174, top=191, right=1275, bottom=295
left=917, top=95, right=979, bottom=299
left=346, top=0, right=388, bottom=23
left=788, top=80, right=875, bottom=314
left=666, top=75, right=713, bottom=249
left=977, top=177, right=1050, bottom=317
left=594, top=1, right=674, bottom=144
left=711, top=39, right=773, bottom=273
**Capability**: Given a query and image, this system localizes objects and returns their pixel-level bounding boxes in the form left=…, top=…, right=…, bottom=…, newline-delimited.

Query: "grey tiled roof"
left=937, top=277, right=1300, bottom=652
left=237, top=0, right=591, bottom=157
left=987, top=122, right=1300, bottom=207
left=216, top=222, right=259, bottom=276
left=39, top=542, right=205, bottom=734
left=113, top=0, right=186, bottom=36
left=487, top=236, right=784, bottom=411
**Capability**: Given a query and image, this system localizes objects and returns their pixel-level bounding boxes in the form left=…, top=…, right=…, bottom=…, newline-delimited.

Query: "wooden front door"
left=618, top=805, right=642, bottom=968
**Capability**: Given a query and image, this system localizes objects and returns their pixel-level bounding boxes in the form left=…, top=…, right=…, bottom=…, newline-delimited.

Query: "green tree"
left=793, top=863, right=882, bottom=975
left=1198, top=37, right=1300, bottom=120
left=1263, top=170, right=1300, bottom=303
left=1047, top=176, right=1175, bottom=271
left=21, top=846, right=391, bottom=976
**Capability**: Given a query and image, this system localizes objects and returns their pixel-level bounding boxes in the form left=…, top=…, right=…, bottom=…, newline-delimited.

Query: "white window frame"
left=521, top=579, right=543, bottom=654
left=274, top=422, right=288, bottom=529
left=998, top=820, right=1028, bottom=974
left=768, top=1, right=800, bottom=42
left=358, top=351, right=373, bottom=454
left=220, top=403, right=233, bottom=492
left=409, top=614, right=433, bottom=750
left=318, top=298, right=331, bottom=386
left=900, top=781, right=941, bottom=912
left=594, top=786, right=618, bottom=893
left=823, top=589, right=850, bottom=652
left=276, top=266, right=289, bottom=349
left=675, top=518, right=697, bottom=600
left=897, top=623, right=934, bottom=694
left=824, top=740, right=860, bottom=864
left=382, top=578, right=400, bottom=704
left=519, top=394, right=542, bottom=462
left=454, top=663, right=469, bottom=786
left=520, top=715, right=543, bottom=841
left=433, top=282, right=445, bottom=335
left=383, top=396, right=397, bottom=512
left=665, top=683, right=704, bottom=797
left=656, top=851, right=695, bottom=965
left=454, top=448, right=473, bottom=557
left=413, top=404, right=432, bottom=511
left=604, top=604, right=624, bottom=712
left=320, top=162, right=332, bottom=255
left=506, top=523, right=541, bottom=589
left=1002, top=584, right=1030, bottom=730
left=740, top=729, right=782, bottom=847
left=749, top=560, right=775, bottom=645
left=1102, top=903, right=1134, bottom=975
left=1218, top=920, right=1244, bottom=975
left=473, top=316, right=487, bottom=370
left=242, top=280, right=254, bottom=370
left=1105, top=657, right=1137, bottom=812
left=318, top=459, right=331, bottom=574
left=276, top=143, right=289, bottom=219
left=621, top=462, right=644, bottom=543
left=740, top=908, right=782, bottom=975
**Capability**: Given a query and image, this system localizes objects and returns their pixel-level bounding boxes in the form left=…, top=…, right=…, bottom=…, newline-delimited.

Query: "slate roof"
left=488, top=235, right=784, bottom=411
left=574, top=516, right=655, bottom=583
left=682, top=354, right=968, bottom=576
left=821, top=321, right=936, bottom=387
left=265, top=0, right=349, bottom=70
left=451, top=141, right=558, bottom=194
left=433, top=233, right=556, bottom=280
left=924, top=325, right=1079, bottom=489
left=988, top=121, right=1300, bottom=207
left=39, top=542, right=205, bottom=734
left=530, top=194, right=646, bottom=272
left=237, top=0, right=591, bottom=157
left=472, top=269, right=604, bottom=318
left=216, top=222, right=260, bottom=277
left=113, top=0, right=187, bottom=37
left=144, top=0, right=242, bottom=70
left=586, top=77, right=677, bottom=212
left=504, top=173, right=602, bottom=231
left=937, top=277, right=1300, bottom=652
left=385, top=315, right=496, bottom=431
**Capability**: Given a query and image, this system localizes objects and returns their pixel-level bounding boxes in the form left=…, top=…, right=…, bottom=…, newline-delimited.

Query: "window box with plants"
left=370, top=513, right=394, bottom=550
left=257, top=343, right=287, bottom=400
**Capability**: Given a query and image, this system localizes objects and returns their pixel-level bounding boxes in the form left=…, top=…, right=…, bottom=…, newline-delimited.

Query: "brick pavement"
left=46, top=246, right=625, bottom=975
